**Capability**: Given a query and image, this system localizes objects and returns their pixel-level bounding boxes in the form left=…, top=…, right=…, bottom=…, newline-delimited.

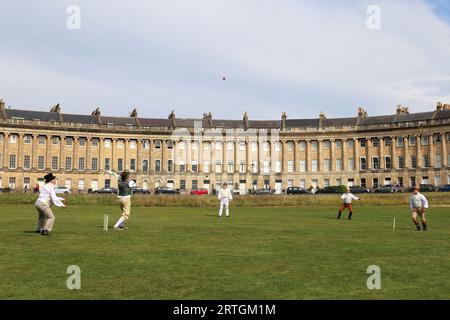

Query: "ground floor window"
left=78, top=179, right=85, bottom=191
left=398, top=177, right=403, bottom=187
left=192, top=180, right=198, bottom=190
left=9, top=177, right=16, bottom=189
left=180, top=180, right=186, bottom=190
left=410, top=177, right=416, bottom=187
left=373, top=178, right=379, bottom=188
left=104, top=179, right=111, bottom=189
left=360, top=178, right=366, bottom=188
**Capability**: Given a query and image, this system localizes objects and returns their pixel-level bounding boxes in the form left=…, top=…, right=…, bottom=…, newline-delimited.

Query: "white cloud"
left=0, top=0, right=449, bottom=119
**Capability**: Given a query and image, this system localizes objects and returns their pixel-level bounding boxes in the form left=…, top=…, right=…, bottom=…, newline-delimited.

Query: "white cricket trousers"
left=218, top=199, right=229, bottom=216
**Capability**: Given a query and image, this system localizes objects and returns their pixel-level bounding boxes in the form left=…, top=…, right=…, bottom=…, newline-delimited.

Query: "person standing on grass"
left=35, top=173, right=66, bottom=236
left=106, top=170, right=136, bottom=230
left=410, top=186, right=429, bottom=231
left=337, top=188, right=360, bottom=220
left=218, top=182, right=233, bottom=217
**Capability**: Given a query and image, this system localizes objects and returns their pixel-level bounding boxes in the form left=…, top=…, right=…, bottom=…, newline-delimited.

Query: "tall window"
left=38, top=156, right=45, bottom=170
left=398, top=156, right=404, bottom=169
left=436, top=154, right=442, bottom=169
left=335, top=140, right=342, bottom=149
left=373, top=178, right=379, bottom=188
left=410, top=177, right=416, bottom=187
left=287, top=160, right=294, bottom=173
left=215, top=160, right=222, bottom=173
left=180, top=160, right=186, bottom=173
left=311, top=160, right=318, bottom=172
left=348, top=158, right=354, bottom=171
left=359, top=139, right=366, bottom=148
left=66, top=137, right=73, bottom=146
left=287, top=142, right=294, bottom=152
left=275, top=142, right=281, bottom=152
left=130, top=140, right=137, bottom=149
left=118, top=158, right=124, bottom=172
left=155, top=160, right=161, bottom=172
left=372, top=138, right=379, bottom=147
left=252, top=160, right=258, bottom=173
left=143, top=140, right=149, bottom=149
left=311, top=141, right=318, bottom=151
left=104, top=139, right=111, bottom=148
left=324, top=179, right=330, bottom=187
left=299, top=141, right=306, bottom=151
left=421, top=135, right=429, bottom=145
left=142, top=159, right=149, bottom=172
left=227, top=161, right=234, bottom=173
left=215, top=142, right=222, bottom=150
left=385, top=156, right=392, bottom=170
left=239, top=161, right=246, bottom=173
left=263, top=142, right=269, bottom=152
left=396, top=137, right=404, bottom=147
left=9, top=155, right=17, bottom=169
left=347, top=140, right=354, bottom=149
left=423, top=155, right=430, bottom=168
left=91, top=139, right=99, bottom=147
left=300, top=160, right=306, bottom=172
left=192, top=160, right=198, bottom=173
left=239, top=142, right=246, bottom=151
left=92, top=158, right=98, bottom=171
left=336, top=159, right=342, bottom=172
left=51, top=156, right=59, bottom=170
left=384, top=138, right=391, bottom=147
left=227, top=142, right=234, bottom=151
left=409, top=136, right=416, bottom=146
left=323, top=159, right=330, bottom=172
left=167, top=141, right=173, bottom=149
left=117, top=140, right=124, bottom=148
left=372, top=157, right=379, bottom=170
left=323, top=141, right=331, bottom=149
left=192, top=180, right=198, bottom=190
left=104, top=158, right=111, bottom=171
left=167, top=160, right=173, bottom=172
left=204, top=160, right=210, bottom=173
left=78, top=157, right=85, bottom=171
left=52, top=137, right=59, bottom=145
left=38, top=136, right=46, bottom=145
left=410, top=156, right=417, bottom=169
left=275, top=160, right=281, bottom=173
left=79, top=138, right=86, bottom=147
left=24, top=135, right=32, bottom=144
left=130, top=159, right=136, bottom=171
left=65, top=157, right=72, bottom=171
left=360, top=157, right=367, bottom=170
left=251, top=142, right=257, bottom=152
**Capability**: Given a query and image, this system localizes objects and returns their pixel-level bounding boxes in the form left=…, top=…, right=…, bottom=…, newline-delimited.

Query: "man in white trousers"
left=218, top=182, right=233, bottom=217
left=106, top=170, right=136, bottom=230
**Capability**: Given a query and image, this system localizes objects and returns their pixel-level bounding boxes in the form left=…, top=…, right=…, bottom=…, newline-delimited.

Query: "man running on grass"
left=409, top=186, right=429, bottom=231
left=106, top=170, right=136, bottom=230
left=337, top=187, right=360, bottom=220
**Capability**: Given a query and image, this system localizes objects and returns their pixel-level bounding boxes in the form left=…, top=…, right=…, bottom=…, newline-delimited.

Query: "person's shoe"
left=40, top=229, right=49, bottom=236
left=416, top=225, right=421, bottom=231
left=423, top=225, right=427, bottom=231
left=113, top=226, right=124, bottom=231
left=35, top=229, right=42, bottom=233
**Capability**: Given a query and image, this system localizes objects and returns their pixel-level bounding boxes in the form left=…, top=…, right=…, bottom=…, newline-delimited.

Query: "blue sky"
left=1, top=0, right=450, bottom=120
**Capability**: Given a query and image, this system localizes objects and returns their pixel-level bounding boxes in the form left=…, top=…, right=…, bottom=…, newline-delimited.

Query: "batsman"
left=106, top=170, right=136, bottom=230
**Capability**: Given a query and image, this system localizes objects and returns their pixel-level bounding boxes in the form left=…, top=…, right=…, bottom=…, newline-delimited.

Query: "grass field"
left=1, top=203, right=449, bottom=300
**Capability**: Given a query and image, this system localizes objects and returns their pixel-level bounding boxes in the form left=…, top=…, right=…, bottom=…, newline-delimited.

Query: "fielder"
left=218, top=182, right=233, bottom=217
left=107, top=170, right=136, bottom=230
left=35, top=173, right=66, bottom=236
left=409, top=186, right=429, bottom=231
left=337, top=188, right=360, bottom=220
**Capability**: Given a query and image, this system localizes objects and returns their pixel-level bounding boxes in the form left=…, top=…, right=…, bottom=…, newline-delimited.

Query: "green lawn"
left=1, top=204, right=449, bottom=299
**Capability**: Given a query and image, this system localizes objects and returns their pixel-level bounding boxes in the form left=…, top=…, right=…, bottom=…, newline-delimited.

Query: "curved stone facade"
left=0, top=100, right=449, bottom=193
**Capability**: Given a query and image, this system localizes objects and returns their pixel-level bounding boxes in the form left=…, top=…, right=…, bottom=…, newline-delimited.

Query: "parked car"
left=438, top=185, right=450, bottom=192
left=131, top=187, right=151, bottom=195
left=419, top=184, right=435, bottom=192
left=154, top=187, right=180, bottom=195
left=286, top=187, right=309, bottom=195
left=55, top=187, right=71, bottom=195
left=349, top=186, right=371, bottom=194
left=316, top=186, right=346, bottom=194
left=190, top=188, right=209, bottom=196
left=373, top=185, right=397, bottom=193
left=250, top=189, right=273, bottom=195
left=93, top=188, right=118, bottom=194
left=0, top=187, right=12, bottom=193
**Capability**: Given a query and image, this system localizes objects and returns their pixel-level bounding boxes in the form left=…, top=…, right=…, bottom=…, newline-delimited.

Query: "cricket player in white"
left=218, top=182, right=233, bottom=217
left=409, top=186, right=429, bottom=231
left=337, top=188, right=360, bottom=220
left=106, top=170, right=136, bottom=230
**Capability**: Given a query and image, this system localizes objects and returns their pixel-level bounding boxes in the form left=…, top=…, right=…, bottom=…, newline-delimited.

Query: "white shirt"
left=37, top=183, right=65, bottom=207
left=218, top=188, right=233, bottom=201
left=341, top=192, right=359, bottom=204
left=410, top=193, right=429, bottom=210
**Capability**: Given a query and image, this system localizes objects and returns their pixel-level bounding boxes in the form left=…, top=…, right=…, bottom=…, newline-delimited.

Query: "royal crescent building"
left=0, top=99, right=449, bottom=194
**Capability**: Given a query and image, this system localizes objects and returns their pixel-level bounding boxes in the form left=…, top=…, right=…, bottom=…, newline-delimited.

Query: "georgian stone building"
left=0, top=99, right=449, bottom=194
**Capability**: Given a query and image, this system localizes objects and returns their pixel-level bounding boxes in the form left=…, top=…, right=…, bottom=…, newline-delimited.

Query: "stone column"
left=282, top=141, right=288, bottom=173
left=210, top=140, right=216, bottom=173
left=330, top=139, right=336, bottom=172
left=86, top=137, right=92, bottom=171
left=17, top=133, right=24, bottom=169
left=32, top=134, right=38, bottom=169
left=342, top=139, right=348, bottom=172
left=124, top=139, right=129, bottom=170
left=112, top=138, right=117, bottom=171
left=137, top=139, right=142, bottom=173
left=403, top=136, right=409, bottom=169
left=391, top=136, right=397, bottom=170
left=429, top=134, right=435, bottom=168
left=379, top=137, right=384, bottom=170
left=2, top=133, right=9, bottom=168
left=306, top=140, right=311, bottom=172
left=222, top=140, right=226, bottom=173
left=366, top=137, right=371, bottom=170
left=46, top=135, right=52, bottom=170
left=161, top=139, right=166, bottom=173
left=198, top=141, right=203, bottom=173
left=98, top=138, right=104, bottom=171
left=73, top=137, right=79, bottom=171
left=318, top=140, right=323, bottom=172
left=442, top=132, right=448, bottom=168
left=246, top=140, right=251, bottom=173
left=416, top=135, right=422, bottom=168
left=233, top=140, right=238, bottom=173
left=60, top=136, right=65, bottom=172
left=294, top=141, right=299, bottom=172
